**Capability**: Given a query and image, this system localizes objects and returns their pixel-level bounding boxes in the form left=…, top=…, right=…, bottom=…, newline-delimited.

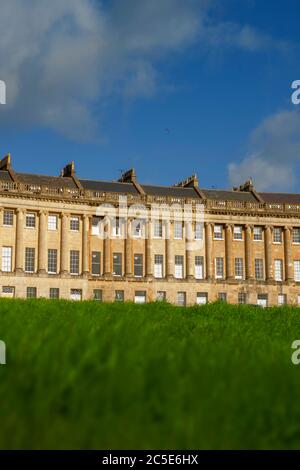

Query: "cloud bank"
left=0, top=0, right=285, bottom=141
left=228, top=110, right=300, bottom=191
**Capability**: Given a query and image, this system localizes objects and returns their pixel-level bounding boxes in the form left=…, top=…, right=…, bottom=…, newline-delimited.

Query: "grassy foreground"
left=0, top=299, right=300, bottom=449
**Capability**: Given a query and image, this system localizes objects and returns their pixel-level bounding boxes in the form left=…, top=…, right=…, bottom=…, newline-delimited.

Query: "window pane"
left=134, top=290, right=146, bottom=303
left=70, top=217, right=79, bottom=231
left=70, top=289, right=82, bottom=301
left=115, top=290, right=124, bottom=302
left=2, top=246, right=12, bottom=272
left=93, top=289, right=102, bottom=301
left=255, top=259, right=264, bottom=280
left=48, top=215, right=57, bottom=230
left=113, top=253, right=122, bottom=276
left=294, top=260, right=300, bottom=282
left=154, top=254, right=163, bottom=278
left=92, top=251, right=101, bottom=275
left=233, top=226, right=243, bottom=240
left=70, top=250, right=79, bottom=274
left=215, top=257, right=224, bottom=278
left=174, top=221, right=183, bottom=239
left=26, top=213, right=36, bottom=228
left=274, top=259, right=283, bottom=281
left=175, top=255, right=184, bottom=279
left=273, top=227, right=282, bottom=243
left=27, top=287, right=37, bottom=298
left=254, top=226, right=262, bottom=241
left=154, top=220, right=163, bottom=238
left=25, top=248, right=35, bottom=272
left=49, top=288, right=59, bottom=299
left=214, top=225, right=223, bottom=239
left=3, top=210, right=13, bottom=226
left=196, top=292, right=207, bottom=305
left=234, top=258, right=243, bottom=279
left=134, top=254, right=143, bottom=277
left=195, top=256, right=204, bottom=279
left=156, top=291, right=166, bottom=301
left=293, top=228, right=300, bottom=244
left=238, top=292, right=246, bottom=304
left=48, top=249, right=57, bottom=273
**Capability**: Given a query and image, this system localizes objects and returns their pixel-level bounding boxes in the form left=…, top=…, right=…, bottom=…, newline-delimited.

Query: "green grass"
left=0, top=299, right=300, bottom=449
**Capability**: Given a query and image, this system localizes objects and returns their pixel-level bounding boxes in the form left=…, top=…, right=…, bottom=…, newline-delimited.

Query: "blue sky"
left=0, top=0, right=299, bottom=191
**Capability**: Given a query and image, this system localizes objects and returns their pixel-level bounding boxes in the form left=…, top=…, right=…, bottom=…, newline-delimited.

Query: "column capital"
left=245, top=224, right=253, bottom=230
left=264, top=224, right=273, bottom=231
left=39, top=209, right=48, bottom=216
left=16, top=208, right=25, bottom=215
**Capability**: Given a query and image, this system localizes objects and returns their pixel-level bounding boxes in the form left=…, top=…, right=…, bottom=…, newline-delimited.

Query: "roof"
left=258, top=192, right=300, bottom=204
left=0, top=162, right=299, bottom=204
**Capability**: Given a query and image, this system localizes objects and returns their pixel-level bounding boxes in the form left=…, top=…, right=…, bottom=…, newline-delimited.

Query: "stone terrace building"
left=0, top=153, right=300, bottom=306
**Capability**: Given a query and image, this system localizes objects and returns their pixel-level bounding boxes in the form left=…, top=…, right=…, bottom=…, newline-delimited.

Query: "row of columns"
left=205, top=222, right=293, bottom=282
left=13, top=210, right=294, bottom=281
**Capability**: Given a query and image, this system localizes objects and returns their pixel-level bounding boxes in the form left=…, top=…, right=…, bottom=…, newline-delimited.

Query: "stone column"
left=103, top=217, right=111, bottom=276
left=284, top=226, right=293, bottom=281
left=60, top=213, right=69, bottom=275
left=166, top=220, right=174, bottom=279
left=205, top=222, right=213, bottom=280
left=185, top=220, right=194, bottom=279
left=125, top=218, right=133, bottom=277
left=225, top=223, right=233, bottom=279
left=264, top=225, right=273, bottom=281
left=146, top=219, right=153, bottom=278
left=82, top=215, right=90, bottom=276
left=15, top=208, right=25, bottom=273
left=245, top=224, right=253, bottom=279
left=38, top=210, right=47, bottom=274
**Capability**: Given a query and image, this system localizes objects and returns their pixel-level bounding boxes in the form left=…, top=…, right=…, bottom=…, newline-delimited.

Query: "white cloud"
left=228, top=110, right=300, bottom=191
left=0, top=0, right=289, bottom=140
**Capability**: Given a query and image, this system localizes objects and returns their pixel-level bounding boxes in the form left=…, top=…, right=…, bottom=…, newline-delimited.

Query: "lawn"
left=0, top=299, right=299, bottom=449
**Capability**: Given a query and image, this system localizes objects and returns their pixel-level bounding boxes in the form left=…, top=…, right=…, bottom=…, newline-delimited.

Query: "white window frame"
left=196, top=292, right=207, bottom=305
left=3, top=210, right=13, bottom=227
left=274, top=259, right=283, bottom=281
left=154, top=254, right=163, bottom=278
left=48, top=214, right=57, bottom=231
left=234, top=257, right=243, bottom=280
left=70, top=216, right=80, bottom=232
left=214, top=225, right=223, bottom=240
left=253, top=226, right=263, bottom=241
left=25, top=213, right=36, bottom=229
left=153, top=220, right=163, bottom=238
left=195, top=222, right=203, bottom=240
left=195, top=256, right=204, bottom=280
left=92, top=216, right=101, bottom=236
left=112, top=218, right=121, bottom=237
left=215, top=257, right=224, bottom=279
left=70, top=289, right=82, bottom=301
left=2, top=246, right=12, bottom=272
left=273, top=227, right=282, bottom=244
left=175, top=255, right=184, bottom=279
left=278, top=294, right=286, bottom=305
left=294, top=260, right=300, bottom=282
left=177, top=292, right=186, bottom=306
left=293, top=228, right=300, bottom=244
left=255, top=258, right=264, bottom=280
left=233, top=226, right=243, bottom=240
left=134, top=291, right=146, bottom=304
left=70, top=250, right=80, bottom=275
left=174, top=221, right=183, bottom=240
